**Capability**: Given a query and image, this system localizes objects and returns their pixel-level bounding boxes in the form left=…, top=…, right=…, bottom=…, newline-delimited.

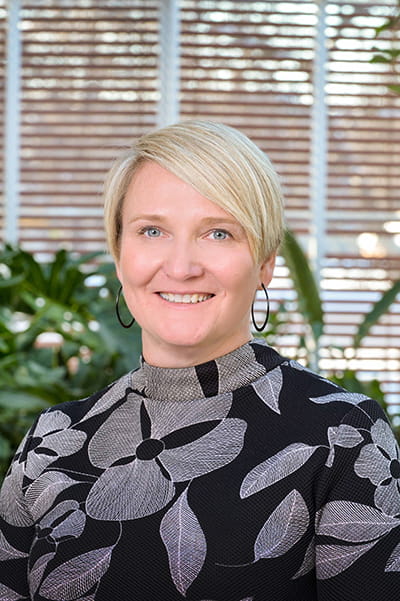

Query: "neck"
left=141, top=334, right=253, bottom=368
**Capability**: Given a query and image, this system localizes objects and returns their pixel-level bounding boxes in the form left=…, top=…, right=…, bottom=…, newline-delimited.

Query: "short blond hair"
left=104, top=120, right=285, bottom=264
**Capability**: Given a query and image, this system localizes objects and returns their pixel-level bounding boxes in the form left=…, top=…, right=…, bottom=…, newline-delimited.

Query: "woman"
left=0, top=120, right=399, bottom=601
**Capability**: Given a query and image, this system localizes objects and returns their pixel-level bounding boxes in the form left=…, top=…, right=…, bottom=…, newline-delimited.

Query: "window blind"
left=18, top=0, right=159, bottom=256
left=321, top=0, right=400, bottom=405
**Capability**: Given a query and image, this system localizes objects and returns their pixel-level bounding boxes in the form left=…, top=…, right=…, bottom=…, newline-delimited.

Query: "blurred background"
left=0, top=0, right=399, bottom=477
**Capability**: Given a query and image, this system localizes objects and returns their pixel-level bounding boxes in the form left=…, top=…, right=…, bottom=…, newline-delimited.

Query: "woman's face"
left=116, top=161, right=275, bottom=367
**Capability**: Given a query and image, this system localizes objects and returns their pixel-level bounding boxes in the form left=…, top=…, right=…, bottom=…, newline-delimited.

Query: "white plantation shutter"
left=18, top=0, right=159, bottom=255
left=0, top=0, right=399, bottom=408
left=321, top=0, right=400, bottom=405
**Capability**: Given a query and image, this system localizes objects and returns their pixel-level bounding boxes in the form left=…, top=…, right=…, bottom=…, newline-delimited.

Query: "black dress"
left=1, top=339, right=399, bottom=600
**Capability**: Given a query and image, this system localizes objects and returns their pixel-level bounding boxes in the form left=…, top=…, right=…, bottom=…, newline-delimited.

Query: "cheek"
left=118, top=238, right=144, bottom=269
left=228, top=256, right=260, bottom=285
left=120, top=260, right=147, bottom=284
left=221, top=262, right=260, bottom=304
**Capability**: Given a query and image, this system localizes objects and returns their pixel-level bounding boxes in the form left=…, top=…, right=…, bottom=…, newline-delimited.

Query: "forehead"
left=127, top=161, right=194, bottom=200
left=123, top=161, right=237, bottom=223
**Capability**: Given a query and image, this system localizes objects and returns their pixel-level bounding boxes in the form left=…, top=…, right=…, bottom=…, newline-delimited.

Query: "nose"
left=162, top=238, right=204, bottom=280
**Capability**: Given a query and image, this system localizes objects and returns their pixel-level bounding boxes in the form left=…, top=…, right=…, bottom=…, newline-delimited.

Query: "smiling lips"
left=159, top=292, right=214, bottom=304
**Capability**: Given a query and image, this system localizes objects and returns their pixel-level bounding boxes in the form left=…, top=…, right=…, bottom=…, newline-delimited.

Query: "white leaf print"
left=325, top=424, right=364, bottom=468
left=30, top=424, right=86, bottom=459
left=0, top=461, right=32, bottom=527
left=51, top=509, right=86, bottom=541
left=240, top=443, right=319, bottom=499
left=161, top=418, right=246, bottom=482
left=86, top=459, right=175, bottom=520
left=39, top=546, right=113, bottom=600
left=316, top=541, right=377, bottom=579
left=375, top=478, right=400, bottom=517
left=39, top=500, right=80, bottom=529
left=0, top=583, right=25, bottom=601
left=160, top=488, right=207, bottom=596
left=317, top=501, right=400, bottom=542
left=79, top=376, right=131, bottom=422
left=25, top=471, right=78, bottom=521
left=328, top=424, right=363, bottom=449
left=40, top=430, right=87, bottom=457
left=29, top=552, right=56, bottom=598
left=0, top=530, right=29, bottom=560
left=370, top=418, right=399, bottom=459
left=148, top=392, right=233, bottom=440
left=385, top=543, right=400, bottom=572
left=251, top=367, right=282, bottom=414
left=25, top=453, right=60, bottom=482
left=254, top=489, right=309, bottom=560
left=386, top=542, right=400, bottom=571
left=310, top=392, right=369, bottom=406
left=25, top=426, right=86, bottom=480
left=87, top=398, right=142, bottom=469
left=34, top=410, right=72, bottom=438
left=292, top=537, right=315, bottom=579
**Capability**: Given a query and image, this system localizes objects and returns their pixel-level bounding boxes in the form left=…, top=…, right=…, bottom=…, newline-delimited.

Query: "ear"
left=115, top=261, right=122, bottom=284
left=258, top=253, right=276, bottom=289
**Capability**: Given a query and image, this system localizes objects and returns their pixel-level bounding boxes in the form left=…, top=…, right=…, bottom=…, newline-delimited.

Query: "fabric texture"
left=0, top=339, right=399, bottom=600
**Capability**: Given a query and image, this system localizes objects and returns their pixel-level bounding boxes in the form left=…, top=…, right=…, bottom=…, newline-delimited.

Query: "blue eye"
left=211, top=229, right=230, bottom=240
left=142, top=226, right=161, bottom=237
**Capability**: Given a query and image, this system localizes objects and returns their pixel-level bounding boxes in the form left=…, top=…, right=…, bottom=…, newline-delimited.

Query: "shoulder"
left=279, top=358, right=387, bottom=424
left=38, top=371, right=134, bottom=426
left=16, top=372, right=136, bottom=476
left=250, top=341, right=390, bottom=437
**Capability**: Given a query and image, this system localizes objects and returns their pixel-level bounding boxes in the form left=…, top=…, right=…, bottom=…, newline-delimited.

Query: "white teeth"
left=159, top=292, right=212, bottom=304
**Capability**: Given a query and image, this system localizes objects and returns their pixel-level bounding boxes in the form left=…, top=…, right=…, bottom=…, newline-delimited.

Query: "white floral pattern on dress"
left=25, top=410, right=87, bottom=480
left=0, top=411, right=86, bottom=527
left=86, top=395, right=246, bottom=520
left=354, top=418, right=400, bottom=516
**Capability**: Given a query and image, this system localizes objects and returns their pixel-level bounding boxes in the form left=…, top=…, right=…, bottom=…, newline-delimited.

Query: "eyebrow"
left=128, top=214, right=241, bottom=227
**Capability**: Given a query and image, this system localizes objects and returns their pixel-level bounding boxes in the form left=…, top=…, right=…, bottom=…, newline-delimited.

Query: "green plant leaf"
left=74, top=251, right=104, bottom=266
left=59, top=268, right=85, bottom=305
left=370, top=54, right=392, bottom=64
left=280, top=230, right=324, bottom=344
left=354, top=280, right=400, bottom=348
left=0, top=390, right=50, bottom=410
left=0, top=273, right=25, bottom=288
left=0, top=436, right=11, bottom=462
left=374, top=15, right=400, bottom=37
left=48, top=248, right=69, bottom=298
left=20, top=249, right=47, bottom=293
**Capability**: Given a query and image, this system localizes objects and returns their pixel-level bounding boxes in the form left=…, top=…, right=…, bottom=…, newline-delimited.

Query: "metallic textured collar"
left=130, top=339, right=284, bottom=402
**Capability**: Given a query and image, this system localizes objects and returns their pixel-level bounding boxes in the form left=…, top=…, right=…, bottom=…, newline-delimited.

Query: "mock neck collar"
left=130, top=339, right=284, bottom=402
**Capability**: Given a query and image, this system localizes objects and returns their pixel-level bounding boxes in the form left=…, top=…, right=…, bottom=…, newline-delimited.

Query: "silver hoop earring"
left=115, top=285, right=135, bottom=328
left=251, top=283, right=270, bottom=332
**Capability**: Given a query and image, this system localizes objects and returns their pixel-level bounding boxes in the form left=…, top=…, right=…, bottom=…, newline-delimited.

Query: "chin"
left=164, top=334, right=208, bottom=350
